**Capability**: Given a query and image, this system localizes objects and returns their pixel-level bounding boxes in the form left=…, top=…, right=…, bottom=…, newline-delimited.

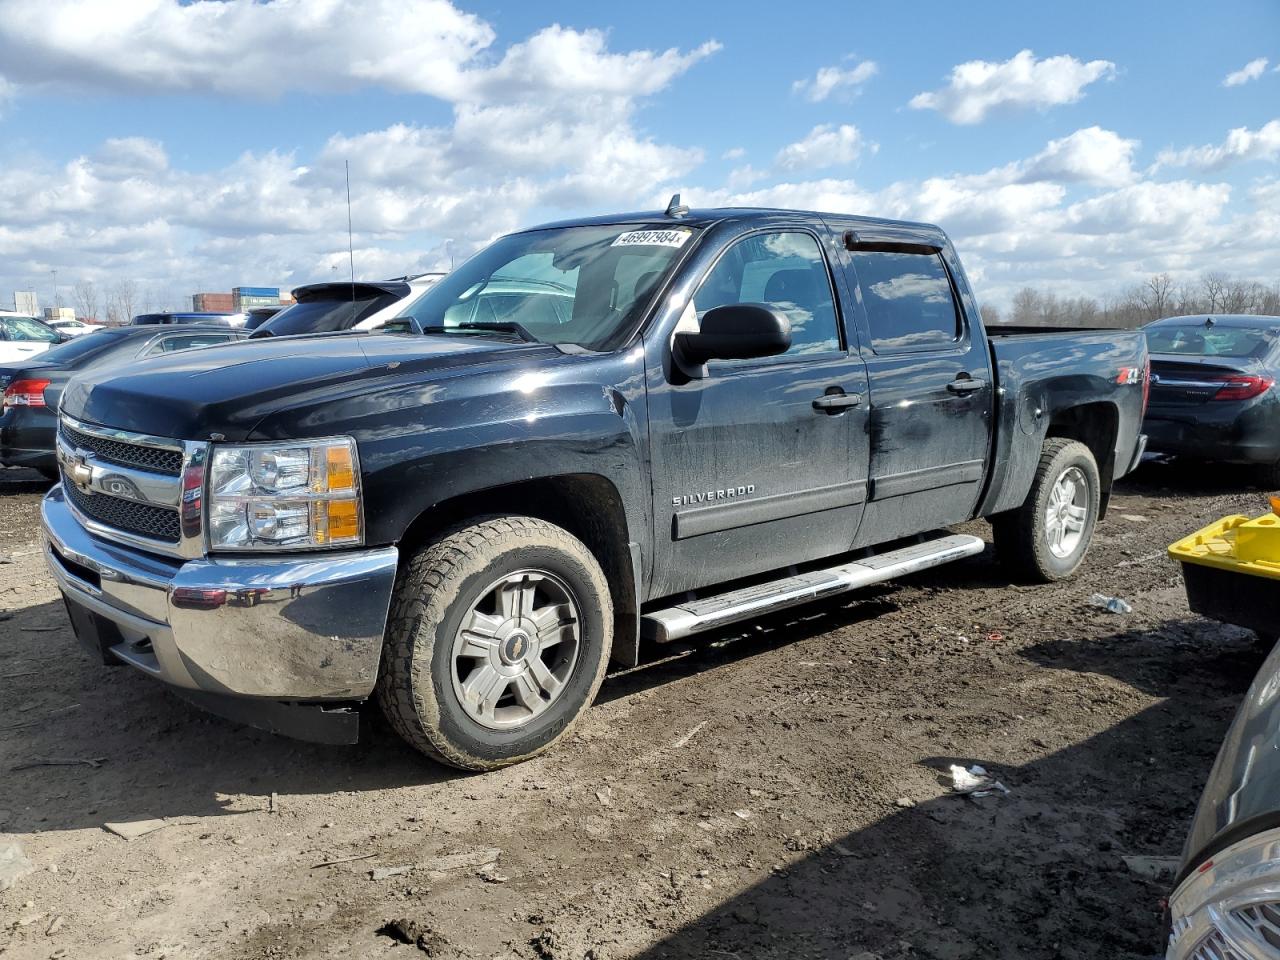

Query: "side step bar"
left=641, top=533, right=986, bottom=643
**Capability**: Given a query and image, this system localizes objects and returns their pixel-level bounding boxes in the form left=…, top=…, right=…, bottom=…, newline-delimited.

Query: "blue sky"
left=0, top=0, right=1277, bottom=314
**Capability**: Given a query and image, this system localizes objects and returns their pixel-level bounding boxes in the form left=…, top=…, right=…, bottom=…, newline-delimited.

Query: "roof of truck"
left=520, top=206, right=944, bottom=237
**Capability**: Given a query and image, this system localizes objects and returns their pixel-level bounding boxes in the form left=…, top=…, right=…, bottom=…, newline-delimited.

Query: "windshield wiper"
left=420, top=321, right=538, bottom=343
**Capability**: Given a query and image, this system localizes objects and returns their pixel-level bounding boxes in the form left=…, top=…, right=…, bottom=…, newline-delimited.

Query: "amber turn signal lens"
left=326, top=445, right=355, bottom=493
left=326, top=500, right=360, bottom=541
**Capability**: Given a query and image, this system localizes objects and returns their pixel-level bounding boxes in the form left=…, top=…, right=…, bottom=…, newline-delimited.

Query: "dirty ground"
left=0, top=463, right=1269, bottom=959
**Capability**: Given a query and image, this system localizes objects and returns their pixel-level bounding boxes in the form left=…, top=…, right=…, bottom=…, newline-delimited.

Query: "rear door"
left=831, top=234, right=994, bottom=545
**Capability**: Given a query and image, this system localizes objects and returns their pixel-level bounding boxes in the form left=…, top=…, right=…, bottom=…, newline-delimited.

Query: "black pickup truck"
left=42, top=205, right=1149, bottom=769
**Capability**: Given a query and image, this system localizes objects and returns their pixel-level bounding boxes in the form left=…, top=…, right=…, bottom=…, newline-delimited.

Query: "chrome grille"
left=63, top=475, right=181, bottom=543
left=1233, top=902, right=1280, bottom=949
left=1188, top=930, right=1246, bottom=960
left=60, top=422, right=183, bottom=476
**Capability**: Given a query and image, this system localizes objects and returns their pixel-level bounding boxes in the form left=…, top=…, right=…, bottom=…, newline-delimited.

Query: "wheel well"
left=398, top=475, right=640, bottom=666
left=1045, top=402, right=1118, bottom=515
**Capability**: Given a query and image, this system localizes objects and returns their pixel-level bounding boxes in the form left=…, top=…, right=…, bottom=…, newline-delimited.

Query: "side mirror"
left=674, top=303, right=791, bottom=367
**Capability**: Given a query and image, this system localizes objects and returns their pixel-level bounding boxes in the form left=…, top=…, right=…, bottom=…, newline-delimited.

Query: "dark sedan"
left=0, top=324, right=247, bottom=476
left=1143, top=314, right=1280, bottom=485
left=1165, top=638, right=1280, bottom=956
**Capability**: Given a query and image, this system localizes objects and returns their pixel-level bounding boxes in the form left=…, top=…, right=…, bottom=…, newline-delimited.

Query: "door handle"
left=812, top=391, right=863, bottom=413
left=946, top=377, right=986, bottom=394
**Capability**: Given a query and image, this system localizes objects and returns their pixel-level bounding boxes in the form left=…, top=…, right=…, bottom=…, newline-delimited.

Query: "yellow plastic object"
left=1169, top=513, right=1280, bottom=581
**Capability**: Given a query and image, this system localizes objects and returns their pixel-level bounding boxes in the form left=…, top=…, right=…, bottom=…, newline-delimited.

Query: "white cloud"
left=1012, top=126, right=1139, bottom=186
left=0, top=1, right=719, bottom=105
left=774, top=124, right=873, bottom=172
left=0, top=9, right=719, bottom=303
left=1223, top=57, right=1269, bottom=87
left=909, top=49, right=1116, bottom=124
left=792, top=59, right=878, bottom=102
left=0, top=0, right=492, bottom=99
left=1156, top=120, right=1280, bottom=171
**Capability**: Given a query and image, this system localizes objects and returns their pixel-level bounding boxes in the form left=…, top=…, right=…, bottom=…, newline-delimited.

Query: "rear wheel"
left=376, top=515, right=612, bottom=771
left=993, top=438, right=1101, bottom=583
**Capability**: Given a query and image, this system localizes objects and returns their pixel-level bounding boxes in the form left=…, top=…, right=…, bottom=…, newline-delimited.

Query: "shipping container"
left=233, top=286, right=279, bottom=298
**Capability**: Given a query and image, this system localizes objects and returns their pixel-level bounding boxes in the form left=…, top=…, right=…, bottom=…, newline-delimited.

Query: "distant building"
left=233, top=286, right=281, bottom=310
left=13, top=291, right=37, bottom=315
left=192, top=292, right=235, bottom=312
left=44, top=306, right=75, bottom=322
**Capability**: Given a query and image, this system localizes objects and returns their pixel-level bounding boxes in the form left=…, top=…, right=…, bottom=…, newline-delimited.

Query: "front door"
left=644, top=227, right=870, bottom=598
left=834, top=239, right=994, bottom=546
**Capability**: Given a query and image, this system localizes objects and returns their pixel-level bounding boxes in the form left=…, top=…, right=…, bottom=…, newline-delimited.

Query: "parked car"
left=1, top=324, right=247, bottom=476
left=42, top=205, right=1148, bottom=769
left=1143, top=314, right=1280, bottom=485
left=243, top=306, right=285, bottom=330
left=132, top=311, right=239, bottom=327
left=1164, top=636, right=1280, bottom=957
left=0, top=311, right=64, bottom=362
left=251, top=273, right=444, bottom=337
left=46, top=318, right=97, bottom=338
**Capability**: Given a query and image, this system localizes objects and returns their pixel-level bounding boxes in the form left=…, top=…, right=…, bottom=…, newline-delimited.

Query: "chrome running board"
left=641, top=533, right=986, bottom=643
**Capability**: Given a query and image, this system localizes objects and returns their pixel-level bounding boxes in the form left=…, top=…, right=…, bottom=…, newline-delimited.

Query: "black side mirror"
left=674, top=303, right=791, bottom=367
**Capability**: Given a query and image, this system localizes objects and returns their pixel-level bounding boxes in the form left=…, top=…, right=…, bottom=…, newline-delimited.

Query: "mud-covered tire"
left=992, top=438, right=1101, bottom=584
left=376, top=515, right=612, bottom=771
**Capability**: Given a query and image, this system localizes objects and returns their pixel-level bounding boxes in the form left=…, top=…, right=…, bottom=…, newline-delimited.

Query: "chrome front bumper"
left=42, top=485, right=398, bottom=701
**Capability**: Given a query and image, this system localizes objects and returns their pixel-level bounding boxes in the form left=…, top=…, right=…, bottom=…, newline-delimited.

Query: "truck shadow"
left=620, top=619, right=1262, bottom=960
left=1118, top=459, right=1270, bottom=497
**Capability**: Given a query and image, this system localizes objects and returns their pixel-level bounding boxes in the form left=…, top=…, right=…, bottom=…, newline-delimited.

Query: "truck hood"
left=60, top=332, right=558, bottom=441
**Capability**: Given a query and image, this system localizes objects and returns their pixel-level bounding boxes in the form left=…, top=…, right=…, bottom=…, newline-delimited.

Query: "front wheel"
left=993, top=438, right=1101, bottom=583
left=376, top=515, right=613, bottom=771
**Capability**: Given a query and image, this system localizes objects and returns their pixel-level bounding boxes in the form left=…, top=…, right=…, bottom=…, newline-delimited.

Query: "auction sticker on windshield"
left=612, top=229, right=692, bottom=248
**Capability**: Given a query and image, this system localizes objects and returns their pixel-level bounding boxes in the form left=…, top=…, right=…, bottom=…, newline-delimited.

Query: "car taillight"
left=1212, top=375, right=1275, bottom=401
left=1141, top=357, right=1151, bottom=416
left=3, top=378, right=51, bottom=409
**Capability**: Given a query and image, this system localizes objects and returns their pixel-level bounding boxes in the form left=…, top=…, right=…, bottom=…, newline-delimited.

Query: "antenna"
left=345, top=160, right=356, bottom=307
left=665, top=193, right=689, bottom=218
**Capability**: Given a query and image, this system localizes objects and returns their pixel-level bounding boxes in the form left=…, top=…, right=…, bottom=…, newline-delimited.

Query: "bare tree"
left=111, top=280, right=139, bottom=324
left=1201, top=272, right=1228, bottom=313
left=1010, top=288, right=1042, bottom=325
left=980, top=303, right=1004, bottom=325
left=1142, top=273, right=1173, bottom=321
left=72, top=281, right=98, bottom=322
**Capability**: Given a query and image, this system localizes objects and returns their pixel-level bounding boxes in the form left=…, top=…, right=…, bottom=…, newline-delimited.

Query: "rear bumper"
left=1144, top=407, right=1280, bottom=464
left=0, top=408, right=56, bottom=470
left=42, top=485, right=398, bottom=737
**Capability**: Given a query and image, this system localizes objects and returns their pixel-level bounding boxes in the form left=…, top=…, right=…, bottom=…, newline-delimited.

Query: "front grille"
left=60, top=422, right=183, bottom=477
left=63, top=472, right=181, bottom=543
left=1234, top=902, right=1280, bottom=949
left=1188, top=930, right=1245, bottom=960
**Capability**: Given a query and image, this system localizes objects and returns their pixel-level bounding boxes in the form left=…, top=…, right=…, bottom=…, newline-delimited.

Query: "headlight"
left=206, top=437, right=362, bottom=551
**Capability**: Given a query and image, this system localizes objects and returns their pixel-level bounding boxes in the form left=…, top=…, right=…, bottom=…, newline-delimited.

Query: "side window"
left=851, top=250, right=961, bottom=353
left=692, top=231, right=841, bottom=358
left=148, top=334, right=231, bottom=356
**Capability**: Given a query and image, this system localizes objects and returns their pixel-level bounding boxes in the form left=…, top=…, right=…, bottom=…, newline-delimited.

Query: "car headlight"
left=206, top=437, right=362, bottom=551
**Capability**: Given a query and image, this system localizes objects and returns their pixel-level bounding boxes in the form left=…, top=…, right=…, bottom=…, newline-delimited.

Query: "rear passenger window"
left=852, top=250, right=961, bottom=353
left=693, top=231, right=841, bottom=358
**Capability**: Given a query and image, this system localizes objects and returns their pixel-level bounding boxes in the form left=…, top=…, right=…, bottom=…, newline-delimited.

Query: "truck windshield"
left=403, top=224, right=700, bottom=351
left=1147, top=324, right=1278, bottom=359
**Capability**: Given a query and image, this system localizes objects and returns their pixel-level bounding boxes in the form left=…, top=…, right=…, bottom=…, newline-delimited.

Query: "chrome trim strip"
left=642, top=533, right=986, bottom=642
left=59, top=412, right=185, bottom=452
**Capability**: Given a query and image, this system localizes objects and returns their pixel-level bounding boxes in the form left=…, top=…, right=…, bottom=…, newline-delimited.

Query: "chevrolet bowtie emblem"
left=67, top=453, right=92, bottom=491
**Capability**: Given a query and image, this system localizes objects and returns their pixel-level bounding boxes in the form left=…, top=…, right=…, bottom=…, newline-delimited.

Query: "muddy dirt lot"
left=0, top=464, right=1272, bottom=960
